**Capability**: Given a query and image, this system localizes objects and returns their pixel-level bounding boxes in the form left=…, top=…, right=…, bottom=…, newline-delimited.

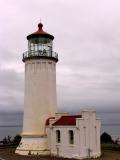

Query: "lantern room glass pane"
left=28, top=38, right=52, bottom=55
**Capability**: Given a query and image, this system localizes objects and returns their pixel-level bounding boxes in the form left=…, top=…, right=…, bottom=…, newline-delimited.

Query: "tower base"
left=15, top=135, right=50, bottom=155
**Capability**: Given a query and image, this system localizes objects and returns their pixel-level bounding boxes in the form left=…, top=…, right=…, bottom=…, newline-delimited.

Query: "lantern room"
left=23, top=23, right=58, bottom=62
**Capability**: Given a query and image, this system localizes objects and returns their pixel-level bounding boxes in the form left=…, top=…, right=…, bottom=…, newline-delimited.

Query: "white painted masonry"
left=47, top=110, right=101, bottom=159
left=16, top=23, right=101, bottom=159
left=23, top=59, right=57, bottom=135
left=16, top=23, right=58, bottom=155
left=16, top=59, right=57, bottom=155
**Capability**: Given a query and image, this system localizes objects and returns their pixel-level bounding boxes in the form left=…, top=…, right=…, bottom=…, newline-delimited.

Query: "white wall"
left=16, top=58, right=57, bottom=155
left=47, top=110, right=101, bottom=159
left=23, top=59, right=57, bottom=136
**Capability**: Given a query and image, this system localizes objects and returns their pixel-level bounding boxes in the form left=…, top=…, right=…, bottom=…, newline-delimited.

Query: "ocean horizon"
left=0, top=124, right=119, bottom=141
left=0, top=111, right=120, bottom=141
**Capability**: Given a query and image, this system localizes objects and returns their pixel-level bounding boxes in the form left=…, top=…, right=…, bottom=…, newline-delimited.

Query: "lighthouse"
left=16, top=23, right=58, bottom=155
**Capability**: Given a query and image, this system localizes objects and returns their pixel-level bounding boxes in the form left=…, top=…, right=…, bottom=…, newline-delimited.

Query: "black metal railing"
left=23, top=50, right=58, bottom=61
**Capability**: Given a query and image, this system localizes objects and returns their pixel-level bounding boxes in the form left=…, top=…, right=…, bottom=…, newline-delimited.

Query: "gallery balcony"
left=22, top=50, right=58, bottom=62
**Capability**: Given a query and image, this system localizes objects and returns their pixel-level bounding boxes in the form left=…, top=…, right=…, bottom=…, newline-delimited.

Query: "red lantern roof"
left=27, top=23, right=54, bottom=40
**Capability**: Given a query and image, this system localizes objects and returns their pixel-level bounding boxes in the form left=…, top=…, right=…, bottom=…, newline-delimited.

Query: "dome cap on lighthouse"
left=27, top=23, right=54, bottom=40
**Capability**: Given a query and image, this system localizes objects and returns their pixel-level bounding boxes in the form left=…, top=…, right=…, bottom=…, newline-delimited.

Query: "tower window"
left=69, top=130, right=74, bottom=144
left=56, top=130, right=61, bottom=143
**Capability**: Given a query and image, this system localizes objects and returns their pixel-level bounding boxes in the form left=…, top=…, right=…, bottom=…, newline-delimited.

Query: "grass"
left=101, top=143, right=120, bottom=151
left=0, top=144, right=120, bottom=160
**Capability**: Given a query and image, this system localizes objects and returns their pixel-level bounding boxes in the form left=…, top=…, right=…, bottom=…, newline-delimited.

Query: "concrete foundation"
left=16, top=135, right=50, bottom=155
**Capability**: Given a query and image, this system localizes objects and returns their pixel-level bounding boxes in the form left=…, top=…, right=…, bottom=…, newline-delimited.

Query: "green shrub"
left=12, top=134, right=21, bottom=144
left=101, top=132, right=114, bottom=144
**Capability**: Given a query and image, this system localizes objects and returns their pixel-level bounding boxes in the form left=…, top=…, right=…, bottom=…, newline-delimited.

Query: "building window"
left=69, top=130, right=74, bottom=144
left=95, top=126, right=97, bottom=146
left=83, top=127, right=86, bottom=146
left=56, top=130, right=61, bottom=143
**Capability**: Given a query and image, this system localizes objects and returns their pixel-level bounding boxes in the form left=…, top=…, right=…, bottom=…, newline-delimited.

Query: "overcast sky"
left=0, top=0, right=120, bottom=113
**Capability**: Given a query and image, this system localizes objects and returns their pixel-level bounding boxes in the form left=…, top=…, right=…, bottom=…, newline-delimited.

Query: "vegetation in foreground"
left=0, top=132, right=120, bottom=159
left=0, top=148, right=120, bottom=160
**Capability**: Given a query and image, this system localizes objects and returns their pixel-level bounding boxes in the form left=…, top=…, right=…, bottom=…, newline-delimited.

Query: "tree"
left=7, top=135, right=12, bottom=143
left=2, top=136, right=12, bottom=144
left=101, top=132, right=114, bottom=143
left=2, top=136, right=8, bottom=144
left=12, top=134, right=21, bottom=144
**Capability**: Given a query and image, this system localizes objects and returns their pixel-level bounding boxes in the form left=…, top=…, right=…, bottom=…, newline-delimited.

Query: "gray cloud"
left=0, top=68, right=24, bottom=111
left=0, top=0, right=120, bottom=115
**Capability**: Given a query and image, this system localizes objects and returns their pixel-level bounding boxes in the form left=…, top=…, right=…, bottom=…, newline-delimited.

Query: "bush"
left=101, top=132, right=114, bottom=144
left=12, top=134, right=21, bottom=144
left=2, top=136, right=12, bottom=144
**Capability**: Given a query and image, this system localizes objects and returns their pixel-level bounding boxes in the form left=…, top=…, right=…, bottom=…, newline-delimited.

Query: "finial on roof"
left=27, top=21, right=54, bottom=40
left=38, top=21, right=43, bottom=30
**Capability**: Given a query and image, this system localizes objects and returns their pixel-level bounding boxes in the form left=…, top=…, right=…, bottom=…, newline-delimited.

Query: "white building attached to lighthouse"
left=16, top=23, right=101, bottom=159
left=46, top=111, right=101, bottom=159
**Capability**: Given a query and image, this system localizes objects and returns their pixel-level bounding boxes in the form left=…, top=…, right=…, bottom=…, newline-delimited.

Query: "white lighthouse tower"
left=16, top=23, right=58, bottom=155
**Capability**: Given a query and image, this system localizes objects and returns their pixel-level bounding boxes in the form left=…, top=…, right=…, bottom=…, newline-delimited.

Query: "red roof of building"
left=27, top=23, right=54, bottom=40
left=52, top=115, right=82, bottom=126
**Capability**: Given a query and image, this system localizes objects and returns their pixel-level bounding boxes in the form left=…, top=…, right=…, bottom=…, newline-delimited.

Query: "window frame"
left=56, top=130, right=61, bottom=143
left=69, top=130, right=74, bottom=144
